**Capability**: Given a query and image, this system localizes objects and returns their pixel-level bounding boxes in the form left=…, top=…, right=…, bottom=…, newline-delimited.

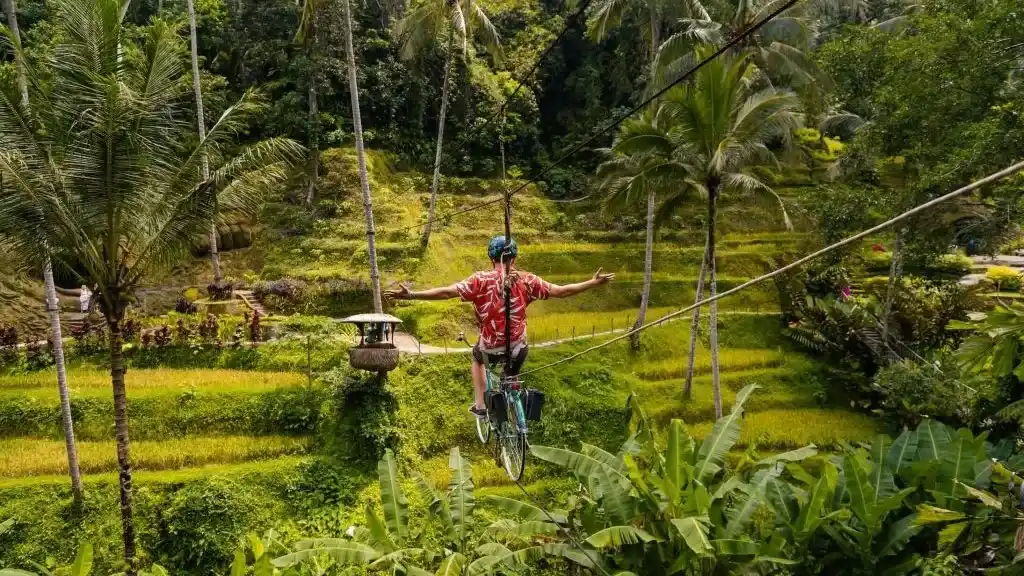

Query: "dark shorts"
left=472, top=341, right=529, bottom=375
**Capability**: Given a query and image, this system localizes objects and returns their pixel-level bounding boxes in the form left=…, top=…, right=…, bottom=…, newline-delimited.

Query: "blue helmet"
left=488, top=235, right=518, bottom=262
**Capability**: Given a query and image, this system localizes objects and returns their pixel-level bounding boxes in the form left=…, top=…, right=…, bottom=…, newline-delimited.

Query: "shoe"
left=469, top=405, right=487, bottom=419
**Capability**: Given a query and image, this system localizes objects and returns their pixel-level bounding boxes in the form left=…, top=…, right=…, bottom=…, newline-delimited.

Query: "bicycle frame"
left=484, top=368, right=527, bottom=431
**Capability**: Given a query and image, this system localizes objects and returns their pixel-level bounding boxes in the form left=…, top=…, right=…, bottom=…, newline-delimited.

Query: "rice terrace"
left=1, top=0, right=1024, bottom=573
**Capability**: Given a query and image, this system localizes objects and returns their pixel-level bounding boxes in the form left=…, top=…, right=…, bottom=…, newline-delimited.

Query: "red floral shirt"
left=456, top=269, right=552, bottom=349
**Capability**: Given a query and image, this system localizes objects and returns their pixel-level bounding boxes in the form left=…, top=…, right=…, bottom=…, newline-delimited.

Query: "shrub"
left=24, top=337, right=54, bottom=370
left=986, top=265, right=1022, bottom=291
left=0, top=324, right=17, bottom=366
left=320, top=368, right=399, bottom=463
left=174, top=296, right=197, bottom=315
left=198, top=314, right=219, bottom=343
left=248, top=311, right=262, bottom=344
left=206, top=282, right=234, bottom=302
left=872, top=358, right=973, bottom=428
left=154, top=325, right=172, bottom=348
left=863, top=250, right=892, bottom=273
left=926, top=253, right=973, bottom=278
left=156, top=478, right=264, bottom=574
left=252, top=278, right=308, bottom=314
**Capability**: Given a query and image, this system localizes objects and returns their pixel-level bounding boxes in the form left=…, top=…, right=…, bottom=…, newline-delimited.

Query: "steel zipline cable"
left=520, top=159, right=1024, bottom=377
left=387, top=0, right=801, bottom=235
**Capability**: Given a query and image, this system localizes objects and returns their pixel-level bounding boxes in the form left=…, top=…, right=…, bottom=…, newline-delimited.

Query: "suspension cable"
left=387, top=0, right=800, bottom=235
left=502, top=113, right=514, bottom=369
left=520, top=159, right=1024, bottom=376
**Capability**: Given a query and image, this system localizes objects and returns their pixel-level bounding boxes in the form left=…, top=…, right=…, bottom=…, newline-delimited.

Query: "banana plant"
left=274, top=449, right=430, bottom=574
left=486, top=384, right=820, bottom=574
left=274, top=447, right=532, bottom=575
left=0, top=544, right=170, bottom=576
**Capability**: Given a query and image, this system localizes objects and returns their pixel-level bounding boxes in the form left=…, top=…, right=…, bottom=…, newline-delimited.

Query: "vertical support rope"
left=501, top=113, right=514, bottom=375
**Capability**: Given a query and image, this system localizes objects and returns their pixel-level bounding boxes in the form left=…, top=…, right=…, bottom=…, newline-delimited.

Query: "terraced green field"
left=0, top=159, right=882, bottom=574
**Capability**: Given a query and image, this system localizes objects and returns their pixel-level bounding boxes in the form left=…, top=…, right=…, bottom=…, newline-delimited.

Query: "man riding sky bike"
left=385, top=235, right=615, bottom=418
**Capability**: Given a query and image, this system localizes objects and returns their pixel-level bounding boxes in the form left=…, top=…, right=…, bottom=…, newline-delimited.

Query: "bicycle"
left=460, top=333, right=530, bottom=482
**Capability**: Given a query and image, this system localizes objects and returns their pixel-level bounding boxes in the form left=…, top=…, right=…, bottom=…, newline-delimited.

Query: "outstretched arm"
left=384, top=283, right=460, bottom=301
left=548, top=268, right=616, bottom=298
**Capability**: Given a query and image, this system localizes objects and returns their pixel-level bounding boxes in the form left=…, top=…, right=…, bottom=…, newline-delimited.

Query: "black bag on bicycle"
left=485, top=389, right=507, bottom=424
left=525, top=388, right=545, bottom=421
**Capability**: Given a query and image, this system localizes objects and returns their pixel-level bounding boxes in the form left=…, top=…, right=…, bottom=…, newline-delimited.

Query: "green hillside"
left=0, top=148, right=889, bottom=574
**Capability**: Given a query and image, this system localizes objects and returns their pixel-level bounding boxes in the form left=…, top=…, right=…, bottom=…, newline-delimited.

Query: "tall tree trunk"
left=631, top=190, right=656, bottom=350
left=6, top=0, right=83, bottom=503
left=420, top=49, right=453, bottom=249
left=4, top=0, right=27, bottom=107
left=881, top=227, right=905, bottom=345
left=44, top=264, right=83, bottom=502
left=707, top=183, right=722, bottom=419
left=683, top=233, right=709, bottom=398
left=305, top=68, right=319, bottom=208
left=186, top=0, right=222, bottom=284
left=108, top=317, right=137, bottom=575
left=342, top=0, right=383, bottom=312
left=648, top=7, right=661, bottom=64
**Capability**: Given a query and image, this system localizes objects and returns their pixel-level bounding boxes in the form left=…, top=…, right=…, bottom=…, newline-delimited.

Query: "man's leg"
left=471, top=358, right=487, bottom=409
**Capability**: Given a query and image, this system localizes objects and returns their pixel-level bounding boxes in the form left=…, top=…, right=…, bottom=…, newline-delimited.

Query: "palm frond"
left=468, top=1, right=502, bottom=61
left=587, top=0, right=634, bottom=42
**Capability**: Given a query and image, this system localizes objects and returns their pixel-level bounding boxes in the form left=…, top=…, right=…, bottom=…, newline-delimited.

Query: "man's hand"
left=592, top=268, right=616, bottom=285
left=384, top=283, right=413, bottom=300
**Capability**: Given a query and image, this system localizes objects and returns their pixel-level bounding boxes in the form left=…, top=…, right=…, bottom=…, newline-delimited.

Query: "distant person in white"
left=79, top=285, right=92, bottom=313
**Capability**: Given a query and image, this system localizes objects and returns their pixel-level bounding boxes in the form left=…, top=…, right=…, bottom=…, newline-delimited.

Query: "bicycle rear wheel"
left=498, top=390, right=527, bottom=481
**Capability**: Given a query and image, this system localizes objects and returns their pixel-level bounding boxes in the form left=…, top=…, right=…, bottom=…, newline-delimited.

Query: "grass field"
left=689, top=409, right=879, bottom=449
left=0, top=369, right=307, bottom=398
left=0, top=435, right=309, bottom=477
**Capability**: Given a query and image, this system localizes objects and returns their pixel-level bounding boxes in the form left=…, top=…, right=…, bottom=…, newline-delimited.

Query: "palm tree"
left=588, top=0, right=709, bottom=65
left=652, top=0, right=823, bottom=92
left=296, top=0, right=323, bottom=208
left=340, top=0, right=383, bottom=311
left=185, top=0, right=224, bottom=284
left=660, top=48, right=800, bottom=417
left=395, top=0, right=501, bottom=249
left=596, top=108, right=693, bottom=349
left=0, top=1, right=302, bottom=570
left=2, top=0, right=83, bottom=503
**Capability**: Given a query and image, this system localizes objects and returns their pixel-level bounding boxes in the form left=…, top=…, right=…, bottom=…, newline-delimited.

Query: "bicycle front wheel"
left=476, top=412, right=491, bottom=444
left=498, top=391, right=527, bottom=481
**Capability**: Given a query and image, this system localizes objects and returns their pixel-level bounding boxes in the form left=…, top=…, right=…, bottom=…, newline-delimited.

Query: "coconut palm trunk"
left=342, top=0, right=383, bottom=312
left=5, top=0, right=83, bottom=502
left=683, top=233, right=708, bottom=397
left=420, top=48, right=453, bottom=249
left=106, top=311, right=137, bottom=574
left=706, top=181, right=722, bottom=418
left=186, top=0, right=222, bottom=283
left=4, top=0, right=27, bottom=103
left=631, top=190, right=656, bottom=349
left=648, top=8, right=660, bottom=62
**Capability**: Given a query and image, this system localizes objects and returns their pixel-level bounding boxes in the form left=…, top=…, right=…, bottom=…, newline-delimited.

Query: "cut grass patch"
left=0, top=435, right=310, bottom=477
